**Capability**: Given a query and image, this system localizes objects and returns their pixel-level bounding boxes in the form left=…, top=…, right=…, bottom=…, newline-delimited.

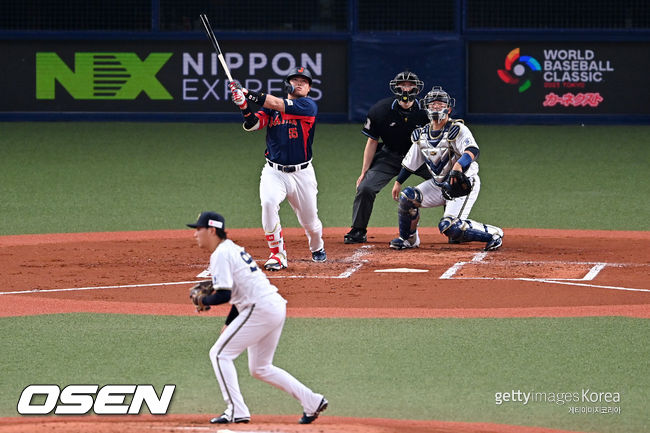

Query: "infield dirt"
left=0, top=227, right=648, bottom=433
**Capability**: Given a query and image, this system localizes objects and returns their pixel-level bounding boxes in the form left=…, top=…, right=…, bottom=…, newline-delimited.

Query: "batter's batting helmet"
left=286, top=66, right=313, bottom=85
left=284, top=66, right=313, bottom=95
left=423, top=86, right=456, bottom=122
left=389, top=71, right=424, bottom=103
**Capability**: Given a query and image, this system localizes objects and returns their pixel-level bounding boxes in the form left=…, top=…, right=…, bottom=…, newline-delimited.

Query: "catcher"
left=389, top=86, right=503, bottom=251
left=187, top=211, right=327, bottom=425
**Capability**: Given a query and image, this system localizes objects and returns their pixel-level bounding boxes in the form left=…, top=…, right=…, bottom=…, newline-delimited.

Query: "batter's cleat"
left=311, top=248, right=327, bottom=262
left=485, top=234, right=503, bottom=251
left=344, top=228, right=367, bottom=244
left=389, top=233, right=420, bottom=250
left=209, top=414, right=250, bottom=424
left=299, top=397, right=328, bottom=424
left=264, top=252, right=287, bottom=271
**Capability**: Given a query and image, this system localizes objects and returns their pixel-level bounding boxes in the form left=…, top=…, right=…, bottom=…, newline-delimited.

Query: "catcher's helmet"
left=423, top=86, right=456, bottom=122
left=389, top=71, right=424, bottom=103
left=285, top=66, right=313, bottom=94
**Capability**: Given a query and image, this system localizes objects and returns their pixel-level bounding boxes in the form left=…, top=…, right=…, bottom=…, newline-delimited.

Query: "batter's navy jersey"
left=256, top=97, right=318, bottom=165
left=362, top=97, right=429, bottom=157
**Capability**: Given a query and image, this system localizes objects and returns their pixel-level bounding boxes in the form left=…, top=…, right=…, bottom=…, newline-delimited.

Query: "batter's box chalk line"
left=440, top=252, right=650, bottom=293
left=269, top=245, right=373, bottom=279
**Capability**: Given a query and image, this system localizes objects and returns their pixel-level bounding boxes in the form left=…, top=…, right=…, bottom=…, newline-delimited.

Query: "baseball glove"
left=441, top=170, right=472, bottom=200
left=189, top=280, right=215, bottom=312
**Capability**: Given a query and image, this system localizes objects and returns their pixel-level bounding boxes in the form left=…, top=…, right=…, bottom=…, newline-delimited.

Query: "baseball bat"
left=199, top=13, right=234, bottom=83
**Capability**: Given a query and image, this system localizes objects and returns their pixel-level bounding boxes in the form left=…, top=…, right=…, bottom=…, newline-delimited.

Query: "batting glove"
left=228, top=80, right=243, bottom=93
left=232, top=89, right=247, bottom=108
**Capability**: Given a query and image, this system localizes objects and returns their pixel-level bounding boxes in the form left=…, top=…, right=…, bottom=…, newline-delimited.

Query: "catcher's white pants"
left=209, top=293, right=323, bottom=420
left=416, top=174, right=481, bottom=219
left=259, top=163, right=324, bottom=253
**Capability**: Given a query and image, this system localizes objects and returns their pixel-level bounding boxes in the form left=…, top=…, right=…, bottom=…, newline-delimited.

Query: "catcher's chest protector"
left=418, top=131, right=457, bottom=182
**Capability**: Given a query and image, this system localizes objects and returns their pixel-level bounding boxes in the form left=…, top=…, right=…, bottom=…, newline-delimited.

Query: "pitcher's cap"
left=187, top=211, right=225, bottom=229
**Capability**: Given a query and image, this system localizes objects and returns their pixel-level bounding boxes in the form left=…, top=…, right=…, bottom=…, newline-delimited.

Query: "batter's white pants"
left=259, top=163, right=324, bottom=253
left=209, top=293, right=324, bottom=420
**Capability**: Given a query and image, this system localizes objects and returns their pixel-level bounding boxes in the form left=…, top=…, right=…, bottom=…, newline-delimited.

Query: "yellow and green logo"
left=36, top=52, right=173, bottom=100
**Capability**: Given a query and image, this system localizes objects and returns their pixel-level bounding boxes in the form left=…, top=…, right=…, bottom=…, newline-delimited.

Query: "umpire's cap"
left=187, top=211, right=225, bottom=229
left=286, top=66, right=313, bottom=85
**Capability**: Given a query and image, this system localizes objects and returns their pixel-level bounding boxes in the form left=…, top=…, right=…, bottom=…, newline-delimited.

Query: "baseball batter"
left=389, top=87, right=504, bottom=251
left=187, top=211, right=328, bottom=425
left=228, top=67, right=326, bottom=271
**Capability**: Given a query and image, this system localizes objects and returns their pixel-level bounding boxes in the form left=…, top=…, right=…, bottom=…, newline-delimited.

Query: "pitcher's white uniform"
left=207, top=239, right=324, bottom=421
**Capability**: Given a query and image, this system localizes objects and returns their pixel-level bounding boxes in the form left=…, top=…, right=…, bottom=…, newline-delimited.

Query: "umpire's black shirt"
left=362, top=97, right=429, bottom=157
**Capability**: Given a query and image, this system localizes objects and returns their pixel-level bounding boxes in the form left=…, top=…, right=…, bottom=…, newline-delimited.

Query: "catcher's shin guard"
left=439, top=217, right=503, bottom=243
left=398, top=187, right=422, bottom=240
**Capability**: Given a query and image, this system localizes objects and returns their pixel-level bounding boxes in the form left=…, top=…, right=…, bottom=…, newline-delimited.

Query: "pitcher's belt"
left=267, top=160, right=311, bottom=173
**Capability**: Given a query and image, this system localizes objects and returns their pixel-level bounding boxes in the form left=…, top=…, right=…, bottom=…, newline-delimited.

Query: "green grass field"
left=1, top=122, right=649, bottom=234
left=1, top=315, right=647, bottom=432
left=1, top=122, right=649, bottom=432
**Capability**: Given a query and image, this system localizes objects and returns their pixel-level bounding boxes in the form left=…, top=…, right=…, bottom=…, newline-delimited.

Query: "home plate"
left=375, top=268, right=429, bottom=273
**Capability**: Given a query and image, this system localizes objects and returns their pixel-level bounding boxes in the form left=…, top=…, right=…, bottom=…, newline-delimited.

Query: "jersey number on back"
left=240, top=250, right=258, bottom=272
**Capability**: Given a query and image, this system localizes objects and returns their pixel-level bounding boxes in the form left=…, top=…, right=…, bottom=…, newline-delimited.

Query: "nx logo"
left=17, top=384, right=176, bottom=415
left=36, top=52, right=173, bottom=100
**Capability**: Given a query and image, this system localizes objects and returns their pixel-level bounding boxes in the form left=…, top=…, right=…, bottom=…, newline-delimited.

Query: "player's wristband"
left=241, top=107, right=258, bottom=129
left=245, top=90, right=267, bottom=106
left=457, top=153, right=473, bottom=172
left=396, top=167, right=412, bottom=185
left=241, top=105, right=253, bottom=118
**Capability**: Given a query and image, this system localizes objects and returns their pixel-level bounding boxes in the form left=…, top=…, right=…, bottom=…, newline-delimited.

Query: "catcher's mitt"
left=441, top=170, right=472, bottom=200
left=189, top=280, right=215, bottom=312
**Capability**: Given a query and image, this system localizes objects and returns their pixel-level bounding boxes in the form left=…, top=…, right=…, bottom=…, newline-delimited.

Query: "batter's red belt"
left=267, top=160, right=311, bottom=173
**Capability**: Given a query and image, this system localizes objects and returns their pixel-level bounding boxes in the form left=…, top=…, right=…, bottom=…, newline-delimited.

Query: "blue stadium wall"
left=2, top=5, right=649, bottom=124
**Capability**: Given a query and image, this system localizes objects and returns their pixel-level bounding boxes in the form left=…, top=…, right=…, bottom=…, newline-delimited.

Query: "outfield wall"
left=2, top=3, right=649, bottom=124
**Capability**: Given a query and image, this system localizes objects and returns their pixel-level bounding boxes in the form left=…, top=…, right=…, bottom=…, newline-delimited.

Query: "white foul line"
left=2, top=247, right=373, bottom=295
left=149, top=427, right=214, bottom=431
left=519, top=278, right=650, bottom=293
left=0, top=280, right=203, bottom=296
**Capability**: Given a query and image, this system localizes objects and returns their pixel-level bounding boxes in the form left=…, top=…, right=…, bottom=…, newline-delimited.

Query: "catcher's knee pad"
left=398, top=187, right=422, bottom=239
left=439, top=217, right=499, bottom=243
left=438, top=217, right=459, bottom=238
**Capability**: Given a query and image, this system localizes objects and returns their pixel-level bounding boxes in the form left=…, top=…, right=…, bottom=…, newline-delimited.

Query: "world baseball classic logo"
left=497, top=48, right=541, bottom=93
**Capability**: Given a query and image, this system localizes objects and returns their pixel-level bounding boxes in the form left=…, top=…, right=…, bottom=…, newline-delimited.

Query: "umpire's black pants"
left=350, top=148, right=431, bottom=230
